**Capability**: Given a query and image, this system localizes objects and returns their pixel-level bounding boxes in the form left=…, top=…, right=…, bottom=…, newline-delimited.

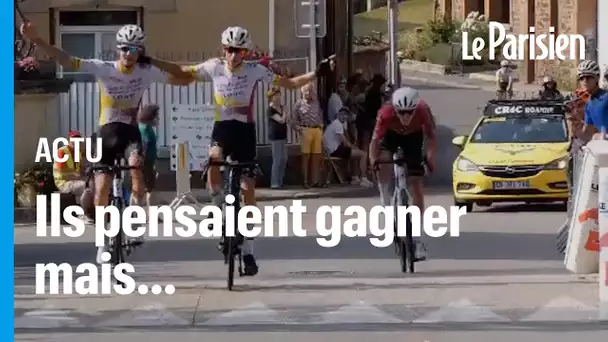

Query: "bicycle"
left=203, top=157, right=259, bottom=291
left=86, top=155, right=140, bottom=287
left=495, top=89, right=513, bottom=100
left=374, top=147, right=428, bottom=274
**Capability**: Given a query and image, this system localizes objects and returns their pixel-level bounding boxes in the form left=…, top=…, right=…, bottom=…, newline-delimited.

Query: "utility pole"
left=309, top=1, right=317, bottom=73
left=388, top=0, right=398, bottom=85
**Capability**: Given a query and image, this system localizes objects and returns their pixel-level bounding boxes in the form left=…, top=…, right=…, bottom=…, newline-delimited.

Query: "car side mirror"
left=452, top=135, right=468, bottom=148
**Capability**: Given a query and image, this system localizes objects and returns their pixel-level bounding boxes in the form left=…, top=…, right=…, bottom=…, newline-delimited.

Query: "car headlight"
left=456, top=157, right=478, bottom=172
left=544, top=156, right=569, bottom=170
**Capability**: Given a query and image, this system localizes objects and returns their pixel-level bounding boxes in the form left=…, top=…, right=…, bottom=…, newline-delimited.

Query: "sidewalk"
left=14, top=185, right=377, bottom=224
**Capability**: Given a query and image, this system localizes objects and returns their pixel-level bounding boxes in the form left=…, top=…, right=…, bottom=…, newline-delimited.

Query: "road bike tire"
left=226, top=235, right=235, bottom=291
left=396, top=189, right=415, bottom=273
left=225, top=167, right=241, bottom=291
left=110, top=196, right=127, bottom=286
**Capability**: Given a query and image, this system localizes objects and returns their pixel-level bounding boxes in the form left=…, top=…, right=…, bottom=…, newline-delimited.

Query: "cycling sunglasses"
left=118, top=46, right=141, bottom=54
left=578, top=74, right=597, bottom=81
left=395, top=109, right=414, bottom=116
left=224, top=46, right=248, bottom=55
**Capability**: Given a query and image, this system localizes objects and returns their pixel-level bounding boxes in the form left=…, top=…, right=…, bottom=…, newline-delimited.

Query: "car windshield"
left=470, top=116, right=568, bottom=143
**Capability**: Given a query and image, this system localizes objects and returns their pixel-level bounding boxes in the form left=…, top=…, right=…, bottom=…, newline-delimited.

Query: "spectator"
left=327, top=77, right=348, bottom=123
left=538, top=76, right=563, bottom=100
left=292, top=82, right=324, bottom=188
left=324, top=108, right=373, bottom=187
left=360, top=73, right=386, bottom=153
left=384, top=83, right=395, bottom=103
left=266, top=87, right=288, bottom=189
left=137, top=104, right=160, bottom=212
left=495, top=60, right=514, bottom=99
left=53, top=130, right=93, bottom=222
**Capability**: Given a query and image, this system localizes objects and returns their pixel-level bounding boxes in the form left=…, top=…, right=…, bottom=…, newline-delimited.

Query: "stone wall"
left=443, top=0, right=596, bottom=85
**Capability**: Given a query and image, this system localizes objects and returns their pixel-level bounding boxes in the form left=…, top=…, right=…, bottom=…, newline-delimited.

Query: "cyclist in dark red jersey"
left=369, top=87, right=437, bottom=259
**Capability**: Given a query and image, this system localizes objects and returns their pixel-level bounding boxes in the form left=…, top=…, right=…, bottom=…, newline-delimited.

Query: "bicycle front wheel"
left=226, top=235, right=236, bottom=291
left=395, top=189, right=415, bottom=273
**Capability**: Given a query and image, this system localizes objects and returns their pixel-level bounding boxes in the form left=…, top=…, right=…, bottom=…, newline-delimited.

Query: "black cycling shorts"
left=211, top=120, right=257, bottom=163
left=380, top=129, right=426, bottom=176
left=97, top=122, right=143, bottom=167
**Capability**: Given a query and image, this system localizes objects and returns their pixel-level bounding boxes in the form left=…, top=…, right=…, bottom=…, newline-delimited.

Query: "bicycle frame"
left=391, top=148, right=416, bottom=273
left=224, top=162, right=245, bottom=290
left=205, top=158, right=258, bottom=291
left=87, top=157, right=138, bottom=287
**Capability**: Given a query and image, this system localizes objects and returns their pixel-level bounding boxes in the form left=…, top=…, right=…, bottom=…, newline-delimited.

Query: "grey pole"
left=309, top=1, right=317, bottom=74
left=388, top=0, right=398, bottom=85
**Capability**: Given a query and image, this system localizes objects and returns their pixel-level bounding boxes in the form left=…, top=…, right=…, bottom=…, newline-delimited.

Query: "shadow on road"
left=428, top=124, right=459, bottom=187
left=14, top=231, right=563, bottom=268
left=481, top=203, right=566, bottom=213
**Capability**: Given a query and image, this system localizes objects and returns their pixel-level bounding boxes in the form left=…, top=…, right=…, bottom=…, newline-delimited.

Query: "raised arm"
left=267, top=55, right=336, bottom=90
left=21, top=22, right=73, bottom=69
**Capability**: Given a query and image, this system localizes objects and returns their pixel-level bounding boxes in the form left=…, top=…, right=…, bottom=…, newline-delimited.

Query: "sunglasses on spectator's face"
left=118, top=46, right=140, bottom=54
left=224, top=46, right=247, bottom=55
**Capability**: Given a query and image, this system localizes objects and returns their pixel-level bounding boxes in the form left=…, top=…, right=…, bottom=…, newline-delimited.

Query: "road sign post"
left=295, top=0, right=326, bottom=38
left=295, top=0, right=325, bottom=84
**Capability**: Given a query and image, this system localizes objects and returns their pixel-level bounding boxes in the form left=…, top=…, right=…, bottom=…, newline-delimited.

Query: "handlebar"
left=372, top=156, right=432, bottom=172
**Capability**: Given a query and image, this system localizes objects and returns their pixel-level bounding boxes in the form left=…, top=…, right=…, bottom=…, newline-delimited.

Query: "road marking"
left=412, top=298, right=509, bottom=323
left=96, top=303, right=190, bottom=327
left=520, top=296, right=600, bottom=322
left=14, top=307, right=80, bottom=329
left=313, top=301, right=404, bottom=324
left=200, top=301, right=283, bottom=325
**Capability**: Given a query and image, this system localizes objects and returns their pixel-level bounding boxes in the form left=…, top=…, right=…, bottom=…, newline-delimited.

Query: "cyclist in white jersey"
left=20, top=22, right=193, bottom=263
left=174, top=26, right=335, bottom=275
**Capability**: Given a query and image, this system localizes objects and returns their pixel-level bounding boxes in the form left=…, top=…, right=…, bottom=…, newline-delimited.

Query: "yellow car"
left=452, top=100, right=570, bottom=212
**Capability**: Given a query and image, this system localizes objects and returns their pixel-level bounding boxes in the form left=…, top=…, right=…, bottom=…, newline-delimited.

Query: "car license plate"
left=492, top=181, right=530, bottom=189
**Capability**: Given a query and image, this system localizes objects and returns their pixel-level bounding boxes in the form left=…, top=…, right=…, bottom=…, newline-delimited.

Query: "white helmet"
left=577, top=60, right=600, bottom=78
left=116, top=24, right=145, bottom=47
left=221, top=26, right=251, bottom=49
left=500, top=60, right=509, bottom=67
left=392, top=87, right=420, bottom=111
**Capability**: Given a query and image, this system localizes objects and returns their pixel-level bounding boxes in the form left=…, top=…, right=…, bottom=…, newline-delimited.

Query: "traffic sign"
left=294, top=0, right=326, bottom=38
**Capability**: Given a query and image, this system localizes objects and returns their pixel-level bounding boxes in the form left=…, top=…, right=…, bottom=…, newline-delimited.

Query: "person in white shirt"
left=323, top=108, right=374, bottom=187
left=327, top=78, right=348, bottom=123
left=495, top=60, right=514, bottom=99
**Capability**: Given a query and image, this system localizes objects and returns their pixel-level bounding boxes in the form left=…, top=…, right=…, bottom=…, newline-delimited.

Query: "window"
left=57, top=10, right=139, bottom=81
left=59, top=11, right=138, bottom=26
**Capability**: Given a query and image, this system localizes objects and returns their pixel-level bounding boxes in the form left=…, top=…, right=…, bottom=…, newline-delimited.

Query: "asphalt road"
left=14, top=79, right=607, bottom=341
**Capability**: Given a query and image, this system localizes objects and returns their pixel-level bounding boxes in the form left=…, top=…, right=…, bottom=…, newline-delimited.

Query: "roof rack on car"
left=486, top=99, right=565, bottom=106
left=482, top=99, right=566, bottom=116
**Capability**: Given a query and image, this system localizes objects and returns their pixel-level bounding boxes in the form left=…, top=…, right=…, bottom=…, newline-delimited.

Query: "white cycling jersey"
left=71, top=58, right=170, bottom=126
left=184, top=58, right=280, bottom=123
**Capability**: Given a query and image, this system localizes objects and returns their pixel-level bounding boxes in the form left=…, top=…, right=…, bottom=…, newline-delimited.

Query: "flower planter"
left=16, top=183, right=38, bottom=208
